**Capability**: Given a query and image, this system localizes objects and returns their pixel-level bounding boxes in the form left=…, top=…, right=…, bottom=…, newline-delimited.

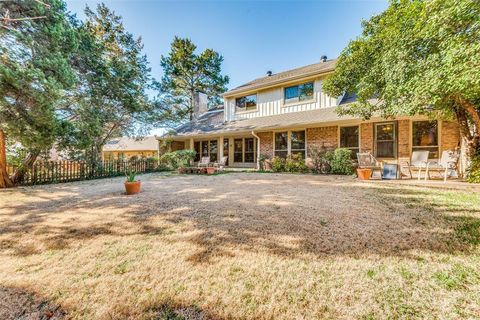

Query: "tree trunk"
left=454, top=104, right=480, bottom=177
left=0, top=129, right=13, bottom=188
left=11, top=150, right=40, bottom=184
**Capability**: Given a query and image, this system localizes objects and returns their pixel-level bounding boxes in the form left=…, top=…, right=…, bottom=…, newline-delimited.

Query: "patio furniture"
left=356, top=152, right=382, bottom=178
left=403, top=151, right=429, bottom=180
left=214, top=156, right=228, bottom=171
left=425, top=150, right=459, bottom=182
left=197, top=157, right=211, bottom=168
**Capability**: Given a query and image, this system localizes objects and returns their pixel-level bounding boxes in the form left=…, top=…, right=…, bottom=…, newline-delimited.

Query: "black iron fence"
left=7, top=159, right=162, bottom=186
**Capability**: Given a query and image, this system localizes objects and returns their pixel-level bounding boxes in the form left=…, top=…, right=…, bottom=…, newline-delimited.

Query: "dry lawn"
left=0, top=172, right=479, bottom=319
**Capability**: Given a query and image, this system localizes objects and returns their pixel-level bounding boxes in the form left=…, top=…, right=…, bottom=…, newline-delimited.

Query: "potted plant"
left=124, top=170, right=141, bottom=195
left=177, top=166, right=187, bottom=174
left=206, top=167, right=215, bottom=174
left=356, top=168, right=372, bottom=180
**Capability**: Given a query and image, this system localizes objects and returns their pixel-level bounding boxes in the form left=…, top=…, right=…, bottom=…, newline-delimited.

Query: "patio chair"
left=403, top=151, right=429, bottom=180
left=356, top=152, right=383, bottom=178
left=197, top=156, right=211, bottom=168
left=425, top=150, right=459, bottom=182
left=214, top=156, right=228, bottom=171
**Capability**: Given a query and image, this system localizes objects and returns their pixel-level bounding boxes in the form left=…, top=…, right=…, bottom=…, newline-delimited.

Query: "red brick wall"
left=398, top=120, right=410, bottom=159
left=441, top=121, right=460, bottom=151
left=258, top=132, right=273, bottom=158
left=360, top=123, right=373, bottom=153
left=306, top=126, right=338, bottom=153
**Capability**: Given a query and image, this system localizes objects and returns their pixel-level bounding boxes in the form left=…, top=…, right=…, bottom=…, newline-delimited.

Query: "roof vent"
left=320, top=55, right=327, bottom=62
left=266, top=70, right=273, bottom=76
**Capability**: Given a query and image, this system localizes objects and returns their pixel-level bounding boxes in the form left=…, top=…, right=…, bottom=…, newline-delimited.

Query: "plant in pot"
left=124, top=170, right=141, bottom=195
left=206, top=167, right=215, bottom=174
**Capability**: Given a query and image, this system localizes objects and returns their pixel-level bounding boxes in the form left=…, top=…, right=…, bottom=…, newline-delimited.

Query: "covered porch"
left=159, top=133, right=260, bottom=169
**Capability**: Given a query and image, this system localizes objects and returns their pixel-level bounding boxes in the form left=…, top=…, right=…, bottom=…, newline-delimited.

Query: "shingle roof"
left=168, top=107, right=356, bottom=138
left=103, top=136, right=158, bottom=151
left=223, top=59, right=337, bottom=97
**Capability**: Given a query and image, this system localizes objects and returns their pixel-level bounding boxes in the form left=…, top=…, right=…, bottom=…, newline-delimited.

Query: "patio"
left=0, top=173, right=479, bottom=319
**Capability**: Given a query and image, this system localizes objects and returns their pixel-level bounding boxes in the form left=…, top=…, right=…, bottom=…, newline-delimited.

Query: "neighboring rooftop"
left=223, top=59, right=337, bottom=97
left=103, top=136, right=158, bottom=151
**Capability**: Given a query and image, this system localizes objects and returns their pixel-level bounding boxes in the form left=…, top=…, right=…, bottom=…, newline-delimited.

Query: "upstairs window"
left=412, top=120, right=438, bottom=158
left=235, top=94, right=257, bottom=111
left=284, top=82, right=314, bottom=104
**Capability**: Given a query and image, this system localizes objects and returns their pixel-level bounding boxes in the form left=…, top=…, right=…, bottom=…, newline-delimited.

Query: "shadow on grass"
left=0, top=173, right=479, bottom=262
left=0, top=285, right=66, bottom=320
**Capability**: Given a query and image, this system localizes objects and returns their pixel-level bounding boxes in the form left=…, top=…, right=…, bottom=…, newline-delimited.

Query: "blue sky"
left=65, top=0, right=388, bottom=90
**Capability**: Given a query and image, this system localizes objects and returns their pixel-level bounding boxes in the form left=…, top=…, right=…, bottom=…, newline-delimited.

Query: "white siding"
left=224, top=79, right=338, bottom=122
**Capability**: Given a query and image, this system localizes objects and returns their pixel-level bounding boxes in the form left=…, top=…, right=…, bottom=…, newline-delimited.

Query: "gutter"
left=251, top=130, right=260, bottom=170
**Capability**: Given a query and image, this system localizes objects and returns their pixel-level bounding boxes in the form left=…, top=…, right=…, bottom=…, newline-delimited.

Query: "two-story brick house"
left=158, top=58, right=461, bottom=174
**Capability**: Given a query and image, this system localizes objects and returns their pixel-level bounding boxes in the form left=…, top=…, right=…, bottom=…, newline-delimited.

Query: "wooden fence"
left=6, top=159, right=162, bottom=186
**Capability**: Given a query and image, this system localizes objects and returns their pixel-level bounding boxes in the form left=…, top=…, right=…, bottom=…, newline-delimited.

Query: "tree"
left=158, top=37, right=229, bottom=126
left=0, top=0, right=78, bottom=185
left=64, top=3, right=154, bottom=162
left=323, top=0, right=480, bottom=177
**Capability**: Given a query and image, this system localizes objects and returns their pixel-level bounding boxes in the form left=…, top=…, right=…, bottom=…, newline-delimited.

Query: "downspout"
left=252, top=130, right=260, bottom=170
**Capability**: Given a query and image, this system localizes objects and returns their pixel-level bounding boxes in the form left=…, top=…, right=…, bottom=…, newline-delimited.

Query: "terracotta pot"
left=206, top=167, right=215, bottom=175
left=177, top=167, right=187, bottom=174
left=124, top=181, right=141, bottom=195
left=357, top=168, right=372, bottom=180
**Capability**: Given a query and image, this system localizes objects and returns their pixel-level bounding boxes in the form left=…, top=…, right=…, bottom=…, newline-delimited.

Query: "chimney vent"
left=320, top=55, right=327, bottom=62
left=266, top=70, right=273, bottom=76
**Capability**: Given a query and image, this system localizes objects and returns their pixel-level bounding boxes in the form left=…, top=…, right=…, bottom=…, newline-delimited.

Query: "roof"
left=167, top=107, right=357, bottom=138
left=103, top=136, right=158, bottom=152
left=223, top=59, right=337, bottom=97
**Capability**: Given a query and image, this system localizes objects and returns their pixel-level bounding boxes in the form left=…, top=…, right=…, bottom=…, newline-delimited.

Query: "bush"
left=285, top=154, right=308, bottom=173
left=467, top=154, right=480, bottom=183
left=159, top=150, right=196, bottom=169
left=271, top=156, right=285, bottom=172
left=271, top=154, right=308, bottom=173
left=308, top=146, right=333, bottom=174
left=330, top=148, right=355, bottom=175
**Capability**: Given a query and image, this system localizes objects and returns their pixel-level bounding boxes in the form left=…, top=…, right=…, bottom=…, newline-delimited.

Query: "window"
left=275, top=130, right=306, bottom=158
left=234, top=139, right=243, bottom=162
left=233, top=138, right=257, bottom=163
left=210, top=140, right=218, bottom=162
left=244, top=138, right=255, bottom=162
left=284, top=82, right=314, bottom=104
left=235, top=94, right=257, bottom=111
left=412, top=120, right=439, bottom=158
left=223, top=138, right=229, bottom=157
left=290, top=131, right=306, bottom=158
left=375, top=122, right=396, bottom=158
left=340, top=126, right=359, bottom=157
left=275, top=132, right=288, bottom=158
left=194, top=140, right=218, bottom=162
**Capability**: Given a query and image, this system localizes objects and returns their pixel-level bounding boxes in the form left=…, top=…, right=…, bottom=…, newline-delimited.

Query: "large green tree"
left=158, top=37, right=229, bottom=126
left=64, top=3, right=154, bottom=162
left=0, top=0, right=78, bottom=185
left=323, top=0, right=480, bottom=177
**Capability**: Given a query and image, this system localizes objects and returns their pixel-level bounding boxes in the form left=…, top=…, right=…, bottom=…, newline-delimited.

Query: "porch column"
left=189, top=138, right=194, bottom=150
left=228, top=137, right=234, bottom=166
left=219, top=135, right=224, bottom=161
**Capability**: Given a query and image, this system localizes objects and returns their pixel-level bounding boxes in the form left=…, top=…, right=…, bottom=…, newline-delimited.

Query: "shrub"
left=467, top=154, right=480, bottom=183
left=271, top=156, right=285, bottom=172
left=285, top=154, right=308, bottom=173
left=308, top=146, right=333, bottom=174
left=159, top=150, right=196, bottom=169
left=330, top=148, right=354, bottom=175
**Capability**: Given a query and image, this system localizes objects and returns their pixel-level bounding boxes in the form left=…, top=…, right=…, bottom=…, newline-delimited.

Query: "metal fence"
left=6, top=159, right=162, bottom=186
